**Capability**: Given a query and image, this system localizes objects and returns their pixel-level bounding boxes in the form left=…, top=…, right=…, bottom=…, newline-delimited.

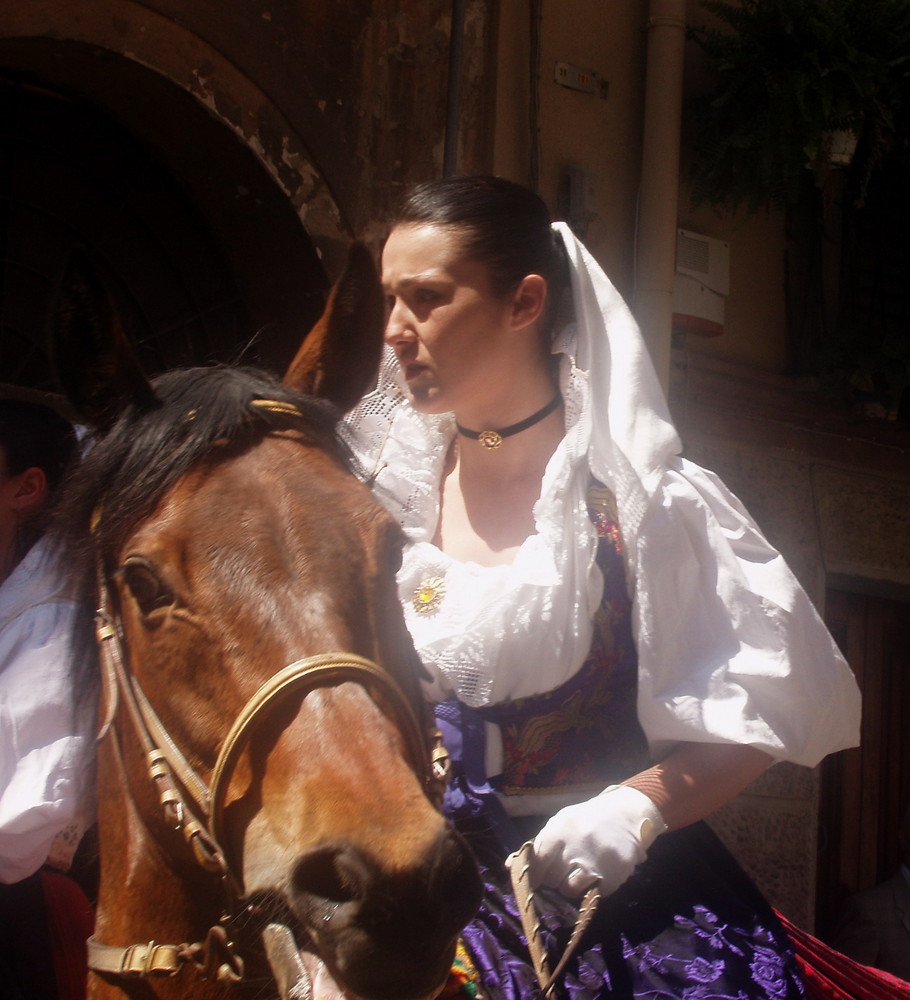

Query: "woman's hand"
left=526, top=741, right=773, bottom=898
left=528, top=784, right=666, bottom=896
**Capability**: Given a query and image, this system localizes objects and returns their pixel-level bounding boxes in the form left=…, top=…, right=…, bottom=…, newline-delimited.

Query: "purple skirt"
left=457, top=822, right=806, bottom=1000
left=437, top=700, right=807, bottom=1000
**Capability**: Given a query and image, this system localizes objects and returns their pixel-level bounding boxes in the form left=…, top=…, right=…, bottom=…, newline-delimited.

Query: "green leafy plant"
left=687, top=0, right=910, bottom=212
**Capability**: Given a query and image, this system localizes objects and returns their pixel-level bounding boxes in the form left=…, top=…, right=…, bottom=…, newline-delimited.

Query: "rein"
left=509, top=843, right=601, bottom=998
left=88, top=556, right=450, bottom=987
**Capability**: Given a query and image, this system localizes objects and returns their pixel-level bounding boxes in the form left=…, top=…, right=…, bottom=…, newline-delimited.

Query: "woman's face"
left=382, top=223, right=522, bottom=415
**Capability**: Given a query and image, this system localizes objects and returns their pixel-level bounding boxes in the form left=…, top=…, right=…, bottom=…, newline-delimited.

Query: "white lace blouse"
left=343, top=223, right=861, bottom=772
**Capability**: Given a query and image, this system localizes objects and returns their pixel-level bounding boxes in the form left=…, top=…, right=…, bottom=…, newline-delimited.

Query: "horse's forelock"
left=54, top=364, right=351, bottom=700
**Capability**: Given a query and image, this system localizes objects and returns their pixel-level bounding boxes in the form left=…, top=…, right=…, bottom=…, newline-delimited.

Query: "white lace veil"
left=342, top=222, right=680, bottom=707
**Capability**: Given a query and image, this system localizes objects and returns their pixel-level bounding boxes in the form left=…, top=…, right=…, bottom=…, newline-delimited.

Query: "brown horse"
left=52, top=246, right=481, bottom=999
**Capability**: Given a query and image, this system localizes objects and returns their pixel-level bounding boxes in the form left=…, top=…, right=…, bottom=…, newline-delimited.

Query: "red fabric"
left=41, top=869, right=95, bottom=1000
left=775, top=909, right=910, bottom=1000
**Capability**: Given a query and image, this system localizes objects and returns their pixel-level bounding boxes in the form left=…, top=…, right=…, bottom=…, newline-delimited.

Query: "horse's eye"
left=119, top=558, right=175, bottom=618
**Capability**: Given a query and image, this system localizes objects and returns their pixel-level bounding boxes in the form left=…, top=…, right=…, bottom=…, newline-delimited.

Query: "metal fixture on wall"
left=443, top=0, right=466, bottom=177
left=528, top=0, right=543, bottom=193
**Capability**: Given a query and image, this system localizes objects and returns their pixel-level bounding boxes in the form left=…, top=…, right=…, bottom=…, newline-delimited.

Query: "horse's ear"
left=50, top=251, right=156, bottom=434
left=283, top=242, right=384, bottom=413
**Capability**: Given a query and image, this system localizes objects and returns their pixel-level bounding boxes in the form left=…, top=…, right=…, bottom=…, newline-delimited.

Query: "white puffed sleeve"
left=0, top=540, right=89, bottom=884
left=632, top=457, right=861, bottom=767
left=554, top=220, right=861, bottom=768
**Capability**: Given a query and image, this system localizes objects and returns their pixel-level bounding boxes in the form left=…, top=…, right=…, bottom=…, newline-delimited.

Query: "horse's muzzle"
left=288, top=825, right=482, bottom=1000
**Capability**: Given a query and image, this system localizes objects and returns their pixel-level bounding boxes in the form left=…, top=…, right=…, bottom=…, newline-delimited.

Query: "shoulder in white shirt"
left=0, top=536, right=91, bottom=883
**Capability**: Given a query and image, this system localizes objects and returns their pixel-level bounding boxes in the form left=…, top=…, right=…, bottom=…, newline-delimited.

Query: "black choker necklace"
left=456, top=392, right=562, bottom=450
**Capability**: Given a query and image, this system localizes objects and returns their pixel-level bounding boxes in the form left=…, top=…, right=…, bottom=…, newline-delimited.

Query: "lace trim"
left=345, top=347, right=604, bottom=707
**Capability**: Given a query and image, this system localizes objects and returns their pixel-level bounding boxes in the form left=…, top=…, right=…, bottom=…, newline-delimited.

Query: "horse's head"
left=54, top=247, right=481, bottom=999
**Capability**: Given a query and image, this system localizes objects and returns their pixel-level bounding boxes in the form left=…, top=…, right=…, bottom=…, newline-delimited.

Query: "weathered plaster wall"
left=815, top=468, right=910, bottom=588
left=678, top=198, right=791, bottom=374
left=492, top=0, right=647, bottom=300
left=493, top=0, right=795, bottom=374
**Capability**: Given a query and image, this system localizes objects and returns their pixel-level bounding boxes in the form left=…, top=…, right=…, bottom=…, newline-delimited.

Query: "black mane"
left=53, top=364, right=350, bottom=702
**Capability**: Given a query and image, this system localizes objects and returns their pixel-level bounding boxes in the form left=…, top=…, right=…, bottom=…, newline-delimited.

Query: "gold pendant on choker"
left=477, top=430, right=503, bottom=449
left=413, top=576, right=446, bottom=614
left=455, top=392, right=562, bottom=450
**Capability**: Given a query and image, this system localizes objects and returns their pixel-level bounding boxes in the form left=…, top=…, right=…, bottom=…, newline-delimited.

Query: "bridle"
left=86, top=536, right=451, bottom=989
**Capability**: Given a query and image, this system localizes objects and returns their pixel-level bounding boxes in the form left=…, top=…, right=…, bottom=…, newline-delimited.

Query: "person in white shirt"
left=0, top=397, right=93, bottom=1000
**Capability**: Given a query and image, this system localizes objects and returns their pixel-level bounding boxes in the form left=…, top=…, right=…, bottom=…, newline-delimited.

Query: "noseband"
left=87, top=552, right=450, bottom=986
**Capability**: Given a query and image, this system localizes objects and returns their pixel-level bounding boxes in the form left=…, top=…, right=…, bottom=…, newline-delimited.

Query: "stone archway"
left=0, top=20, right=350, bottom=389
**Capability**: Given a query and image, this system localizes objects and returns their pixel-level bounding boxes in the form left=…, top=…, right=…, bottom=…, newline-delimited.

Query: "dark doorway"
left=0, top=41, right=329, bottom=393
left=816, top=588, right=910, bottom=939
left=0, top=75, right=250, bottom=387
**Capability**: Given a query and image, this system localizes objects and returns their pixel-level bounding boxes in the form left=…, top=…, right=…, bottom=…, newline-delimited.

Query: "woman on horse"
left=343, top=175, right=862, bottom=999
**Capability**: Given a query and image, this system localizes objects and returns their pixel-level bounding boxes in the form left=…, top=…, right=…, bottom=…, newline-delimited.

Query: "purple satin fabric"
left=438, top=699, right=806, bottom=1000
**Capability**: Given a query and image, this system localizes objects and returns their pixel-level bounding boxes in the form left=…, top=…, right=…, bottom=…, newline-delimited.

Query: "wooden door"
left=816, top=588, right=910, bottom=938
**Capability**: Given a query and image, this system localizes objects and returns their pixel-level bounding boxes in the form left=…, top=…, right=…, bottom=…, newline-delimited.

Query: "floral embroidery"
left=587, top=481, right=623, bottom=552
left=688, top=956, right=725, bottom=984
left=749, top=945, right=792, bottom=999
left=690, top=906, right=747, bottom=958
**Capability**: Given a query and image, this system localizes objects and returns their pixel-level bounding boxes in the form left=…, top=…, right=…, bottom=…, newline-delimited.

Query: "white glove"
left=527, top=784, right=668, bottom=898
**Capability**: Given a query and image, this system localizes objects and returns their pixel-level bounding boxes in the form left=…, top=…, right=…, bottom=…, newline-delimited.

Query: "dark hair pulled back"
left=0, top=398, right=78, bottom=562
left=0, top=398, right=77, bottom=493
left=393, top=176, right=570, bottom=304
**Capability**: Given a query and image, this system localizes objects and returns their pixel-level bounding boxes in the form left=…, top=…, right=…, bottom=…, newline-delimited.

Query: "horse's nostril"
left=292, top=845, right=367, bottom=905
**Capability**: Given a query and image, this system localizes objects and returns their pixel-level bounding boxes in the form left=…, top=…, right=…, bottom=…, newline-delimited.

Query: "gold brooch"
left=413, top=576, right=446, bottom=614
left=477, top=430, right=503, bottom=449
left=455, top=392, right=562, bottom=450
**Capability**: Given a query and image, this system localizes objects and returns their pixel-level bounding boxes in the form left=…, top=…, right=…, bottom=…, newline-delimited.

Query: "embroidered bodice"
left=479, top=484, right=650, bottom=803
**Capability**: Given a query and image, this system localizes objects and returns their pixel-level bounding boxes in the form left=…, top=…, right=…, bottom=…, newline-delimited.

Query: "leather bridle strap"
left=94, top=584, right=228, bottom=878
left=95, top=550, right=443, bottom=884
left=87, top=925, right=244, bottom=982
left=90, top=564, right=449, bottom=983
left=509, top=841, right=601, bottom=998
left=209, top=652, right=435, bottom=873
left=88, top=936, right=185, bottom=978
